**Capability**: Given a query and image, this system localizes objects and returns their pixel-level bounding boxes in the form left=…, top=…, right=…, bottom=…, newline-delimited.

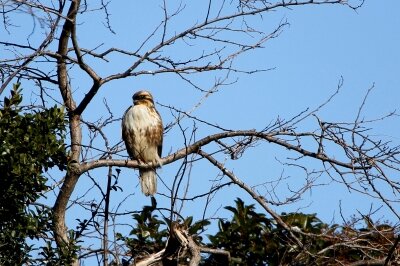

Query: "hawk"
left=122, top=90, right=163, bottom=196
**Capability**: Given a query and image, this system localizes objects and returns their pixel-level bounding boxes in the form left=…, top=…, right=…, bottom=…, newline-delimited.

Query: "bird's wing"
left=122, top=106, right=135, bottom=159
left=155, top=109, right=163, bottom=157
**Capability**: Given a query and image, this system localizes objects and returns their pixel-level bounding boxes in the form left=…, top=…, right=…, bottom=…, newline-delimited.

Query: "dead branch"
left=79, top=129, right=374, bottom=173
left=133, top=222, right=230, bottom=266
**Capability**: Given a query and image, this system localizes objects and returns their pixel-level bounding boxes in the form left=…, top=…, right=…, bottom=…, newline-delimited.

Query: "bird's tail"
left=139, top=169, right=157, bottom=196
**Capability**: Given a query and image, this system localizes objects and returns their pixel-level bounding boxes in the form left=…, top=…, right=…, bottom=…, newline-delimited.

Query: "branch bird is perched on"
left=122, top=90, right=163, bottom=196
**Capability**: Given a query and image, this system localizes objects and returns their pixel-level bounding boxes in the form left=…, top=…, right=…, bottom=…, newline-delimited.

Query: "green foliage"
left=204, top=200, right=327, bottom=265
left=0, top=84, right=67, bottom=264
left=117, top=199, right=211, bottom=265
left=205, top=199, right=398, bottom=266
left=270, top=212, right=328, bottom=265
left=116, top=199, right=169, bottom=262
left=38, top=230, right=80, bottom=265
left=184, top=215, right=211, bottom=243
left=116, top=197, right=398, bottom=265
left=206, top=198, right=273, bottom=265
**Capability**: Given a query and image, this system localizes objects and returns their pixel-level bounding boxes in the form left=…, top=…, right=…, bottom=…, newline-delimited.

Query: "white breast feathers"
left=123, top=105, right=161, bottom=163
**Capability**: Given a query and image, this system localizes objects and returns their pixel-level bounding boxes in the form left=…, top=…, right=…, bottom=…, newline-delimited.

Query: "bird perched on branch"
left=122, top=90, right=163, bottom=196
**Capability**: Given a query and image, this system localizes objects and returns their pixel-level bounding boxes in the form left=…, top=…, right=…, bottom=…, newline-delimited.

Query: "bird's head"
left=132, top=90, right=155, bottom=106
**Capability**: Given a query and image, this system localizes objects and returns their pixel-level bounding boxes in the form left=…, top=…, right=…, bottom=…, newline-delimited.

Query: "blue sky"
left=2, top=0, right=400, bottom=259
left=78, top=1, right=400, bottom=230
